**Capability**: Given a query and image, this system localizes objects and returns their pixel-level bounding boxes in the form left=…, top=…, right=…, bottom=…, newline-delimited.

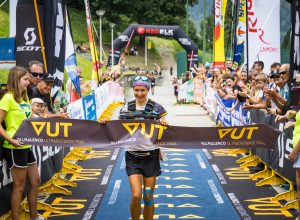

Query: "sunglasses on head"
left=133, top=75, right=149, bottom=81
left=30, top=71, right=44, bottom=78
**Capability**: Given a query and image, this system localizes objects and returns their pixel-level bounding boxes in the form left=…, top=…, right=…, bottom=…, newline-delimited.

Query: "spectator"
left=265, top=69, right=289, bottom=114
left=242, top=74, right=268, bottom=110
left=31, top=98, right=45, bottom=118
left=172, top=77, right=179, bottom=104
left=66, top=67, right=82, bottom=103
left=27, top=61, right=45, bottom=99
left=0, top=66, right=44, bottom=220
left=170, top=66, right=173, bottom=76
left=270, top=62, right=281, bottom=72
left=31, top=74, right=55, bottom=114
left=253, top=61, right=264, bottom=73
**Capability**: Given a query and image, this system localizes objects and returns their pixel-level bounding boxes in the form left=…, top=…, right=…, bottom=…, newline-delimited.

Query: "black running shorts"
left=125, top=149, right=161, bottom=177
left=2, top=147, right=37, bottom=169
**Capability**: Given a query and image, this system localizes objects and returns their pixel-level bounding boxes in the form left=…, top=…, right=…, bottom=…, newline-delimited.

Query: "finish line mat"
left=41, top=148, right=120, bottom=219
left=95, top=149, right=241, bottom=220
left=202, top=149, right=295, bottom=220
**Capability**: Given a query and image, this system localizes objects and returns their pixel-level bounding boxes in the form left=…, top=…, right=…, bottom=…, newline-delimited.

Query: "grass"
left=0, top=2, right=9, bottom=37
left=0, top=69, right=9, bottom=84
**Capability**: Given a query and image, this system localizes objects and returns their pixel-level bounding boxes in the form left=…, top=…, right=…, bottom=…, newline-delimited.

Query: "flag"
left=214, top=0, right=228, bottom=70
left=43, top=0, right=67, bottom=98
left=65, top=12, right=81, bottom=96
left=232, top=0, right=246, bottom=70
left=84, top=0, right=101, bottom=90
left=16, top=1, right=44, bottom=68
left=246, top=0, right=280, bottom=72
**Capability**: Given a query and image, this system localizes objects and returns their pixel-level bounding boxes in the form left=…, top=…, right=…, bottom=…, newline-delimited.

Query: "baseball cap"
left=269, top=70, right=280, bottom=78
left=31, top=98, right=45, bottom=105
left=204, top=62, right=210, bottom=68
left=42, top=74, right=55, bottom=82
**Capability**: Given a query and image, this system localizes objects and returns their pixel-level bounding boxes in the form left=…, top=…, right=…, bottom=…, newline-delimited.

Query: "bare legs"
left=10, top=164, right=40, bottom=220
left=128, top=174, right=157, bottom=220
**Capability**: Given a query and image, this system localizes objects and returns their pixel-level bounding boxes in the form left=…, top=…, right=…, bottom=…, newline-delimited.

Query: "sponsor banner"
left=289, top=0, right=300, bottom=109
left=193, top=78, right=204, bottom=105
left=107, top=24, right=198, bottom=69
left=290, top=0, right=300, bottom=82
left=215, top=95, right=248, bottom=126
left=178, top=82, right=187, bottom=100
left=67, top=81, right=124, bottom=120
left=67, top=98, right=84, bottom=119
left=204, top=82, right=217, bottom=120
left=250, top=110, right=295, bottom=181
left=43, top=0, right=66, bottom=98
left=214, top=0, right=228, bottom=70
left=14, top=118, right=280, bottom=149
left=186, top=79, right=194, bottom=103
left=232, top=0, right=246, bottom=70
left=82, top=93, right=97, bottom=121
left=247, top=0, right=280, bottom=71
left=216, top=95, right=234, bottom=126
left=16, top=3, right=43, bottom=67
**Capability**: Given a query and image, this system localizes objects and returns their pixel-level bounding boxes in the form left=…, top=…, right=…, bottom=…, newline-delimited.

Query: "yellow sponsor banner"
left=214, top=0, right=228, bottom=70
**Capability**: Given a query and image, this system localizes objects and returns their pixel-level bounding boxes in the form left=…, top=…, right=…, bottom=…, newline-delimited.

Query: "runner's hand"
left=159, top=118, right=168, bottom=126
left=99, top=118, right=107, bottom=124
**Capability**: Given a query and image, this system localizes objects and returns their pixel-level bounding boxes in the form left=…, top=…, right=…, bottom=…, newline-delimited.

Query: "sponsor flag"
left=43, top=0, right=67, bottom=98
left=84, top=0, right=101, bottom=90
left=214, top=0, right=228, bottom=70
left=288, top=0, right=300, bottom=109
left=16, top=1, right=44, bottom=68
left=14, top=118, right=280, bottom=150
left=246, top=0, right=280, bottom=72
left=65, top=12, right=81, bottom=96
left=232, top=0, right=246, bottom=70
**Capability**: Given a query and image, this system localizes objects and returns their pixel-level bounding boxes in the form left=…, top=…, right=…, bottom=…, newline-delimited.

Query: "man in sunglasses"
left=31, top=74, right=55, bottom=114
left=27, top=60, right=45, bottom=99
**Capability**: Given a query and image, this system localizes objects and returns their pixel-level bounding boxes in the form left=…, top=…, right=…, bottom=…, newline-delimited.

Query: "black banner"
left=107, top=24, right=198, bottom=69
left=16, top=2, right=43, bottom=67
left=250, top=110, right=295, bottom=182
left=43, top=0, right=66, bottom=98
left=0, top=146, right=63, bottom=214
left=288, top=0, right=300, bottom=110
left=14, top=118, right=280, bottom=149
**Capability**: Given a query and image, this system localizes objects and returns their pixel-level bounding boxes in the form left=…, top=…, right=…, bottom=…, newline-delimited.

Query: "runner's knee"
left=143, top=187, right=153, bottom=206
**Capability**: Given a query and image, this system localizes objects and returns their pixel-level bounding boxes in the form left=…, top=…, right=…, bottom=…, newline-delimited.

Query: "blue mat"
left=95, top=149, right=240, bottom=220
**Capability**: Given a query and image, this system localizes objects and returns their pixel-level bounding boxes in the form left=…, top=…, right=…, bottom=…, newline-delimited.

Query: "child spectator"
left=242, top=74, right=268, bottom=110
left=31, top=98, right=45, bottom=118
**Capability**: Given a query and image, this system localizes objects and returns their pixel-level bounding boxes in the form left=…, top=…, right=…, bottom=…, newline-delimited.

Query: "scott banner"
left=214, top=0, right=228, bottom=70
left=246, top=0, right=280, bottom=71
left=14, top=118, right=280, bottom=149
left=16, top=2, right=43, bottom=67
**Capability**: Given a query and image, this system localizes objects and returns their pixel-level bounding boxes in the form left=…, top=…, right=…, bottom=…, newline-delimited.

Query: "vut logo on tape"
left=122, top=122, right=167, bottom=140
left=218, top=127, right=259, bottom=140
left=31, top=121, right=73, bottom=137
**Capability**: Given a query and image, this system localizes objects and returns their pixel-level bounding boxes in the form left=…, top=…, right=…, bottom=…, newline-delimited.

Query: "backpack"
left=127, top=99, right=156, bottom=113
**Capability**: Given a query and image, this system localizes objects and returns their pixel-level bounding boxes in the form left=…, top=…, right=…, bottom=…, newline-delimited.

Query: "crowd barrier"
left=0, top=81, right=124, bottom=216
left=178, top=79, right=295, bottom=183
